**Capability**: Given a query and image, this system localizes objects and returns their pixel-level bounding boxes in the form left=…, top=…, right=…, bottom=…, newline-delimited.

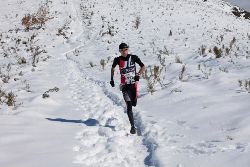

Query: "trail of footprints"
left=65, top=64, right=148, bottom=167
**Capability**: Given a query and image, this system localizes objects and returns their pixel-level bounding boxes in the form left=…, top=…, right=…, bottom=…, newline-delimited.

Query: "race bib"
left=124, top=72, right=135, bottom=83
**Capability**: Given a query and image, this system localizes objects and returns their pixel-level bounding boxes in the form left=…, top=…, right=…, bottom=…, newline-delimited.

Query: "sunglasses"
left=120, top=48, right=128, bottom=51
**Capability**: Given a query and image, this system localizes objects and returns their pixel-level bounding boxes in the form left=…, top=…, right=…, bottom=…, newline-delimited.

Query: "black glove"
left=134, top=75, right=140, bottom=81
left=110, top=80, right=115, bottom=87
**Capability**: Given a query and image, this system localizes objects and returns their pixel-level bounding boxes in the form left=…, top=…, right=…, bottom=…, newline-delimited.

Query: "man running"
left=110, top=43, right=145, bottom=134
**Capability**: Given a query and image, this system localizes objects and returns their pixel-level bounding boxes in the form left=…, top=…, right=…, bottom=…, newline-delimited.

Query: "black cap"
left=119, top=43, right=129, bottom=49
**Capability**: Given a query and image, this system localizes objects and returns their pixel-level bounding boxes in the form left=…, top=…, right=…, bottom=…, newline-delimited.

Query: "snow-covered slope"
left=1, top=0, right=250, bottom=166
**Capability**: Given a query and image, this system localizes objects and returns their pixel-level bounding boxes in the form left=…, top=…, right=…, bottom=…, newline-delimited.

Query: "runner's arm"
left=111, top=67, right=115, bottom=81
left=137, top=65, right=145, bottom=76
left=134, top=55, right=145, bottom=76
left=111, top=57, right=119, bottom=80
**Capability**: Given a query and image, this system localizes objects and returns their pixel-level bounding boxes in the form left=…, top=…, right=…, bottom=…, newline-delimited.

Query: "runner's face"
left=120, top=48, right=128, bottom=57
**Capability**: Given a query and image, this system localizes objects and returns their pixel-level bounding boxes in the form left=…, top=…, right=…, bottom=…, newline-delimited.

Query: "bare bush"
left=100, top=59, right=106, bottom=70
left=31, top=46, right=46, bottom=67
left=147, top=78, right=155, bottom=94
left=73, top=48, right=80, bottom=56
left=107, top=24, right=115, bottom=36
left=213, top=46, right=222, bottom=58
left=169, top=30, right=172, bottom=36
left=42, top=87, right=59, bottom=98
left=203, top=36, right=240, bottom=59
left=0, top=89, right=17, bottom=107
left=238, top=80, right=242, bottom=87
left=6, top=92, right=16, bottom=106
left=18, top=57, right=27, bottom=64
left=56, top=20, right=71, bottom=39
left=157, top=46, right=169, bottom=66
left=144, top=65, right=164, bottom=94
left=199, top=45, right=206, bottom=56
left=0, top=88, right=5, bottom=105
left=179, top=64, right=186, bottom=80
left=230, top=37, right=236, bottom=49
left=2, top=75, right=10, bottom=83
left=134, top=16, right=141, bottom=29
left=175, top=56, right=182, bottom=63
left=1, top=31, right=47, bottom=68
left=199, top=63, right=212, bottom=79
left=157, top=54, right=166, bottom=67
left=89, top=61, right=94, bottom=67
left=239, top=79, right=250, bottom=92
left=19, top=71, right=23, bottom=76
left=153, top=66, right=160, bottom=80
left=22, top=2, right=53, bottom=30
left=100, top=15, right=116, bottom=37
left=225, top=47, right=230, bottom=55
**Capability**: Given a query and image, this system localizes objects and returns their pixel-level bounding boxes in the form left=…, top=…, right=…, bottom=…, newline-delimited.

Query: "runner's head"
left=119, top=43, right=129, bottom=57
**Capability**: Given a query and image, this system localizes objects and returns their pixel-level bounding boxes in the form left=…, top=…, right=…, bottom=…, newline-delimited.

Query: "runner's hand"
left=110, top=80, right=115, bottom=87
left=134, top=75, right=140, bottom=81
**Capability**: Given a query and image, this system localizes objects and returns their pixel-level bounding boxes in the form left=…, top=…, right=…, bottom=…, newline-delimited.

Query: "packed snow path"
left=60, top=57, right=150, bottom=166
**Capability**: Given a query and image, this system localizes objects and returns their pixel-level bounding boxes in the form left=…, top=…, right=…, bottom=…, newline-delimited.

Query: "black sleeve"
left=133, top=55, right=144, bottom=67
left=112, top=57, right=119, bottom=68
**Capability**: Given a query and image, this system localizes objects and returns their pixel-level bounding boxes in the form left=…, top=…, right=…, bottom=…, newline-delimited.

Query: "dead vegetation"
left=56, top=20, right=71, bottom=39
left=198, top=63, right=212, bottom=79
left=213, top=46, right=222, bottom=58
left=22, top=1, right=53, bottom=30
left=0, top=88, right=18, bottom=108
left=198, top=36, right=243, bottom=59
left=238, top=79, right=250, bottom=93
left=175, top=56, right=182, bottom=63
left=0, top=1, right=52, bottom=111
left=179, top=64, right=186, bottom=81
left=134, top=16, right=141, bottom=29
left=42, top=87, right=60, bottom=98
left=143, top=65, right=164, bottom=94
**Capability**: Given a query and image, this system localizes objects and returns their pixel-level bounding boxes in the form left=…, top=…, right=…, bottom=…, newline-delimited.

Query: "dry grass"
left=18, top=57, right=27, bottom=64
left=100, top=59, right=106, bottom=70
left=0, top=89, right=5, bottom=105
left=42, top=87, right=59, bottom=98
left=6, top=92, right=16, bottom=106
left=134, top=16, right=141, bottom=29
left=175, top=56, right=182, bottom=63
left=238, top=79, right=250, bottom=92
left=22, top=3, right=53, bottom=30
left=144, top=65, right=164, bottom=94
left=230, top=37, right=236, bottom=49
left=199, top=45, right=206, bottom=56
left=179, top=64, right=186, bottom=80
left=213, top=46, right=222, bottom=58
left=0, top=89, right=17, bottom=107
left=169, top=30, right=172, bottom=36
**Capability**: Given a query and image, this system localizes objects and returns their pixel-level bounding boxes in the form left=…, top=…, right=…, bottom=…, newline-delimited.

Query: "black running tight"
left=126, top=101, right=134, bottom=127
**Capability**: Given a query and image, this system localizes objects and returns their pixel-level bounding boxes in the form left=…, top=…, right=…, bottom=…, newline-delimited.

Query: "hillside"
left=0, top=0, right=250, bottom=167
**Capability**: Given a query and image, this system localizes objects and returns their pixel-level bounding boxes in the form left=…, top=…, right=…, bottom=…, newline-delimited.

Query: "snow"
left=0, top=0, right=250, bottom=167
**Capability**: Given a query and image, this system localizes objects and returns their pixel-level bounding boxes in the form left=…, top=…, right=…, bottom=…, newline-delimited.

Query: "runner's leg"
left=126, top=101, right=134, bottom=127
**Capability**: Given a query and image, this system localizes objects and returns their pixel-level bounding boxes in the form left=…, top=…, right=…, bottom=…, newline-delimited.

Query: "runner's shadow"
left=46, top=118, right=115, bottom=130
left=83, top=118, right=99, bottom=126
left=46, top=118, right=98, bottom=126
